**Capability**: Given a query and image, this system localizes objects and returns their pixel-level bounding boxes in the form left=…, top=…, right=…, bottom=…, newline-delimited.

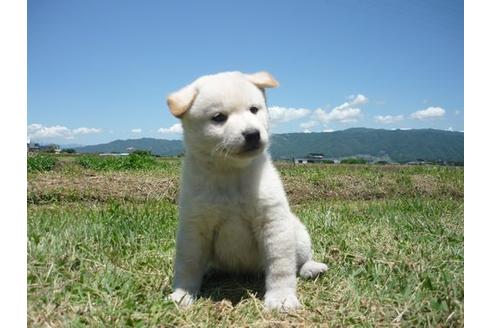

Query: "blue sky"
left=27, top=0, right=464, bottom=145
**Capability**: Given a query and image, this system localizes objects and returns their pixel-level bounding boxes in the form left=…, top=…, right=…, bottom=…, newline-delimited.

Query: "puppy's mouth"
left=236, top=142, right=265, bottom=157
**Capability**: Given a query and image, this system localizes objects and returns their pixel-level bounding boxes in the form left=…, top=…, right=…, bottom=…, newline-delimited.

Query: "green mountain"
left=75, top=138, right=183, bottom=156
left=270, top=128, right=464, bottom=163
left=75, top=128, right=464, bottom=163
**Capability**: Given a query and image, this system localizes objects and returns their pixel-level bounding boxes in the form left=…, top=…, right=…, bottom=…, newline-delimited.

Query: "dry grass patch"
left=28, top=171, right=179, bottom=204
left=28, top=164, right=463, bottom=206
left=283, top=170, right=461, bottom=204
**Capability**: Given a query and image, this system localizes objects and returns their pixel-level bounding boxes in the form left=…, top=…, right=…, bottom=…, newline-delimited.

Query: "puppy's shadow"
left=199, top=270, right=265, bottom=305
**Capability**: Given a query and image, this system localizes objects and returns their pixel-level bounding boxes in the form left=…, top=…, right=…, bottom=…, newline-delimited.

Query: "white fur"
left=166, top=71, right=327, bottom=311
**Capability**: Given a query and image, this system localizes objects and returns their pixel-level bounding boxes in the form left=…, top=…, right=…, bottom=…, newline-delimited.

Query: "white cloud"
left=411, top=106, right=446, bottom=120
left=131, top=128, right=142, bottom=133
left=348, top=94, right=368, bottom=106
left=28, top=124, right=72, bottom=139
left=447, top=127, right=453, bottom=131
left=73, top=127, right=102, bottom=135
left=323, top=129, right=335, bottom=132
left=158, top=123, right=183, bottom=134
left=268, top=94, right=367, bottom=131
left=303, top=129, right=312, bottom=133
left=310, top=94, right=367, bottom=124
left=299, top=121, right=318, bottom=129
left=27, top=123, right=101, bottom=140
left=268, top=106, right=311, bottom=124
left=313, top=107, right=362, bottom=123
left=374, top=115, right=404, bottom=124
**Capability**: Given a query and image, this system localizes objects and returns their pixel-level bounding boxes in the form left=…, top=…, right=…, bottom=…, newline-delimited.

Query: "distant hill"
left=75, top=138, right=183, bottom=156
left=269, top=128, right=464, bottom=163
left=75, top=128, right=464, bottom=163
left=59, top=143, right=85, bottom=149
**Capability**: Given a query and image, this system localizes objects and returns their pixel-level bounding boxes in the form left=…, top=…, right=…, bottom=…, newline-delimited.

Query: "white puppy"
left=166, top=71, right=327, bottom=311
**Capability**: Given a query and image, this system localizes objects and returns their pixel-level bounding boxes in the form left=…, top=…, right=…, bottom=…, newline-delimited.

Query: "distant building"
left=99, top=153, right=130, bottom=156
left=39, top=144, right=60, bottom=153
left=293, top=153, right=334, bottom=164
left=307, top=153, right=325, bottom=159
left=406, top=160, right=429, bottom=165
left=27, top=141, right=41, bottom=152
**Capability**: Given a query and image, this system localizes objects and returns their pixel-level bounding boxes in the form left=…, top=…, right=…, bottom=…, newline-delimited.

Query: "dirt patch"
left=410, top=174, right=439, bottom=196
left=28, top=171, right=179, bottom=204
left=283, top=172, right=461, bottom=204
left=28, top=166, right=463, bottom=205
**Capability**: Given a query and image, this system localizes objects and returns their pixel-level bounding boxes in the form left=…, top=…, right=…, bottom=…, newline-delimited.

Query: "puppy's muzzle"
left=242, top=129, right=262, bottom=152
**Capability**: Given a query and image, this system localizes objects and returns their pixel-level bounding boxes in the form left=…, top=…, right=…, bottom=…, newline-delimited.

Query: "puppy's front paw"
left=166, top=289, right=195, bottom=306
left=264, top=289, right=300, bottom=311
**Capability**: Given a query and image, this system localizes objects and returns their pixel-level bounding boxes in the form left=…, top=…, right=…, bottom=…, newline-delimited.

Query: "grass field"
left=27, top=155, right=464, bottom=327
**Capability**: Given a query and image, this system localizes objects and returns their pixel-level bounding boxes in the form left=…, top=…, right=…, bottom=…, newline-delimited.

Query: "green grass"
left=340, top=157, right=368, bottom=164
left=28, top=154, right=58, bottom=172
left=77, top=153, right=160, bottom=171
left=27, top=160, right=463, bottom=327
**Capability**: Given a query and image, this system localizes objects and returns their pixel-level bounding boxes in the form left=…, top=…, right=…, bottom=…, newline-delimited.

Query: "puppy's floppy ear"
left=245, top=71, right=279, bottom=89
left=166, top=84, right=198, bottom=118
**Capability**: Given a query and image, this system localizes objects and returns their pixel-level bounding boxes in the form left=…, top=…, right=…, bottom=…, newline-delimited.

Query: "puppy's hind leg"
left=294, top=219, right=328, bottom=279
left=299, top=260, right=328, bottom=279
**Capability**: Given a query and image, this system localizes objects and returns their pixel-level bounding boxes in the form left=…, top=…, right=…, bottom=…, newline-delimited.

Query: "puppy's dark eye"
left=211, top=113, right=228, bottom=123
left=249, top=106, right=259, bottom=114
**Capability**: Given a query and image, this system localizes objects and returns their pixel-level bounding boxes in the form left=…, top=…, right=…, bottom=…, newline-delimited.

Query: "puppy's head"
left=166, top=71, right=278, bottom=166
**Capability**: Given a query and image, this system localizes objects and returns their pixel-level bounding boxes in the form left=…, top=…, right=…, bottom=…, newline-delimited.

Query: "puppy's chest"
left=194, top=189, right=259, bottom=221
left=185, top=178, right=264, bottom=229
left=194, top=187, right=263, bottom=271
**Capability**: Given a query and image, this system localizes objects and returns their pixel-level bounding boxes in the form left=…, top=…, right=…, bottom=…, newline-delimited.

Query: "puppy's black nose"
left=242, top=129, right=261, bottom=147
